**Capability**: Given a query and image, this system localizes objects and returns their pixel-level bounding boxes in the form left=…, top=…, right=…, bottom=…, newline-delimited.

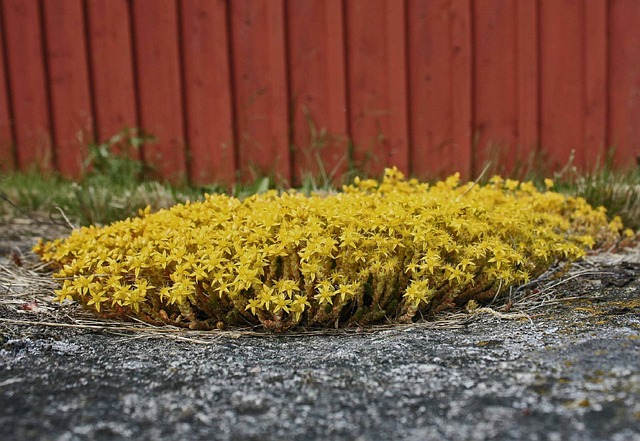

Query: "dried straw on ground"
left=1, top=246, right=635, bottom=343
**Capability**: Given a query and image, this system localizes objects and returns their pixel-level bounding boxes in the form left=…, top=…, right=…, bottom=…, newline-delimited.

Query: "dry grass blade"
left=0, top=262, right=58, bottom=313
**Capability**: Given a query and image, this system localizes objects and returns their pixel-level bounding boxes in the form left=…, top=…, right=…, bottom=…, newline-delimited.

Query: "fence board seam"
left=81, top=0, right=97, bottom=146
left=127, top=0, right=143, bottom=162
left=176, top=0, right=191, bottom=182
left=224, top=0, right=239, bottom=184
left=38, top=0, right=56, bottom=170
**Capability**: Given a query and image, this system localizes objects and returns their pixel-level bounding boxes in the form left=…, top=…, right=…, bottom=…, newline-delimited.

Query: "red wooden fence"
left=1, top=0, right=639, bottom=184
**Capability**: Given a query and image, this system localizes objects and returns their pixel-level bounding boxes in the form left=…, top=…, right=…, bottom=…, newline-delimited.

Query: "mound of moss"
left=34, top=168, right=624, bottom=331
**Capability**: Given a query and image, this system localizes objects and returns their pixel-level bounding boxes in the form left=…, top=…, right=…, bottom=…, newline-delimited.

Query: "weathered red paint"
left=230, top=0, right=290, bottom=182
left=540, top=0, right=607, bottom=170
left=131, top=0, right=186, bottom=181
left=2, top=0, right=52, bottom=171
left=86, top=0, right=138, bottom=156
left=609, top=0, right=640, bottom=168
left=0, top=10, right=14, bottom=171
left=516, top=0, right=539, bottom=172
left=448, top=0, right=473, bottom=178
left=180, top=0, right=236, bottom=184
left=584, top=0, right=608, bottom=166
left=42, top=0, right=93, bottom=178
left=287, top=0, right=349, bottom=185
left=473, top=0, right=518, bottom=174
left=0, top=0, right=639, bottom=183
left=346, top=0, right=409, bottom=177
left=408, top=0, right=472, bottom=179
left=180, top=0, right=236, bottom=185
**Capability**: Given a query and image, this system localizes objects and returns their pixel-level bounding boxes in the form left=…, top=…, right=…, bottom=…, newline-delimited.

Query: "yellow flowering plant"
left=34, top=167, right=624, bottom=332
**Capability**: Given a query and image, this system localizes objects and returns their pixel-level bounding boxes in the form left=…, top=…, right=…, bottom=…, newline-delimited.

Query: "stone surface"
left=1, top=270, right=639, bottom=440
left=0, top=223, right=639, bottom=440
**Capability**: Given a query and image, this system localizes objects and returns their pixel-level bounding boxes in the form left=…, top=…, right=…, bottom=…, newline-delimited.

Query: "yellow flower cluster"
left=34, top=168, right=623, bottom=331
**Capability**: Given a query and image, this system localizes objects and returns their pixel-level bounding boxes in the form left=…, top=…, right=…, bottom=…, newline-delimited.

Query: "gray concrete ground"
left=0, top=224, right=639, bottom=440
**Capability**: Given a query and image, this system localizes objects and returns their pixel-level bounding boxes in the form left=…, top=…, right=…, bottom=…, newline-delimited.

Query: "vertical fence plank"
left=473, top=0, right=517, bottom=174
left=265, top=0, right=290, bottom=181
left=408, top=0, right=472, bottom=179
left=230, top=0, right=290, bottom=182
left=449, top=0, right=473, bottom=177
left=516, top=0, right=539, bottom=171
left=86, top=0, right=138, bottom=151
left=131, top=0, right=186, bottom=181
left=384, top=0, right=409, bottom=174
left=1, top=0, right=52, bottom=171
left=408, top=0, right=449, bottom=179
left=287, top=0, right=348, bottom=184
left=323, top=1, right=350, bottom=180
left=540, top=0, right=587, bottom=169
left=346, top=0, right=409, bottom=177
left=0, top=7, right=15, bottom=171
left=180, top=0, right=235, bottom=185
left=42, top=0, right=93, bottom=178
left=584, top=0, right=607, bottom=166
left=609, top=0, right=640, bottom=167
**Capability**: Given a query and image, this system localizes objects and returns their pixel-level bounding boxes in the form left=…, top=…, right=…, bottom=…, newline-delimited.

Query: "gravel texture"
left=0, top=223, right=639, bottom=440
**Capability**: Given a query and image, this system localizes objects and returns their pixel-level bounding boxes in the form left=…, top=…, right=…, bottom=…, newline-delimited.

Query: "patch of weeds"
left=231, top=175, right=272, bottom=200
left=0, top=129, right=212, bottom=226
left=0, top=171, right=73, bottom=217
left=476, top=149, right=640, bottom=231
left=3, top=125, right=640, bottom=235
left=71, top=129, right=169, bottom=225
left=292, top=107, right=367, bottom=195
left=528, top=150, right=640, bottom=231
left=82, top=128, right=153, bottom=185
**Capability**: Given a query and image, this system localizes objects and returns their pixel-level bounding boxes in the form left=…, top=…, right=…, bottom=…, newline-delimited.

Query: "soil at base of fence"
left=0, top=219, right=639, bottom=441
